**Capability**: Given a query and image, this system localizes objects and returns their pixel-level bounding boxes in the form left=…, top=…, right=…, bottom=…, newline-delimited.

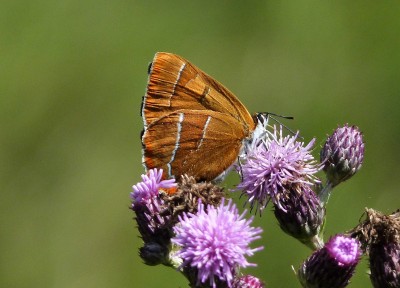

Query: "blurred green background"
left=1, top=1, right=399, bottom=287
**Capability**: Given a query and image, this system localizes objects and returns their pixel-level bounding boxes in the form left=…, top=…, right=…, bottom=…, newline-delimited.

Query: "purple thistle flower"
left=298, top=234, right=362, bottom=288
left=237, top=125, right=321, bottom=212
left=131, top=168, right=176, bottom=207
left=172, top=199, right=263, bottom=288
left=131, top=168, right=177, bottom=265
left=131, top=168, right=176, bottom=235
left=232, top=274, right=265, bottom=288
left=320, top=124, right=364, bottom=188
left=326, top=235, right=361, bottom=266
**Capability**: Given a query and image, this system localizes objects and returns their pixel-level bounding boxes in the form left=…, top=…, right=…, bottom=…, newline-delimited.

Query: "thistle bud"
left=274, top=184, right=325, bottom=250
left=320, top=124, right=364, bottom=187
left=139, top=242, right=169, bottom=266
left=370, top=241, right=400, bottom=288
left=347, top=208, right=400, bottom=288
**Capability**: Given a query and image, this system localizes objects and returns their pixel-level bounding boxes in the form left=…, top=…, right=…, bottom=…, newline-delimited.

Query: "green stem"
left=318, top=181, right=334, bottom=206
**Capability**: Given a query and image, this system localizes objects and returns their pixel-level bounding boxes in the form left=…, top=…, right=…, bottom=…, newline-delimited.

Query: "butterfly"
left=141, top=52, right=267, bottom=181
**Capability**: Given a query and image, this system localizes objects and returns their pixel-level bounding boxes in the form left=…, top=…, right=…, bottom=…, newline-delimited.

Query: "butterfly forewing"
left=143, top=52, right=255, bottom=130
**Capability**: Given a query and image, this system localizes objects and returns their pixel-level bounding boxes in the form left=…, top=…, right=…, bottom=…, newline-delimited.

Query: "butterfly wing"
left=142, top=52, right=256, bottom=132
left=142, top=110, right=247, bottom=181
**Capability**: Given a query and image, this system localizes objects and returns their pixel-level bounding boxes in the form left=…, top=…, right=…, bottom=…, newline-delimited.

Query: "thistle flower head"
left=298, top=234, right=361, bottom=288
left=370, top=241, right=400, bottom=288
left=131, top=168, right=176, bottom=207
left=232, top=275, right=265, bottom=288
left=172, top=199, right=263, bottom=288
left=325, top=235, right=361, bottom=266
left=347, top=208, right=400, bottom=287
left=237, top=125, right=321, bottom=212
left=274, top=184, right=325, bottom=250
left=162, top=175, right=225, bottom=223
left=320, top=124, right=364, bottom=187
left=130, top=169, right=177, bottom=264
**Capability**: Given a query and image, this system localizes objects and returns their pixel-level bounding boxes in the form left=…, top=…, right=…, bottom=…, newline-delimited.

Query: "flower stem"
left=318, top=181, right=334, bottom=206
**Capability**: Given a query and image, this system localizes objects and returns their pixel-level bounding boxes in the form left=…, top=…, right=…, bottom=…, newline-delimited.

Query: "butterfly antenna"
left=259, top=112, right=299, bottom=138
left=266, top=112, right=294, bottom=120
left=269, top=115, right=299, bottom=137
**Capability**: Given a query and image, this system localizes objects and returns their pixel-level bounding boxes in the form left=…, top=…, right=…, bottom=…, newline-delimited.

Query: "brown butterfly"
left=141, top=52, right=265, bottom=181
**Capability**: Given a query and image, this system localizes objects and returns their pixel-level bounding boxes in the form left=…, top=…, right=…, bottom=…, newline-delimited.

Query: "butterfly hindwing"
left=142, top=109, right=247, bottom=181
